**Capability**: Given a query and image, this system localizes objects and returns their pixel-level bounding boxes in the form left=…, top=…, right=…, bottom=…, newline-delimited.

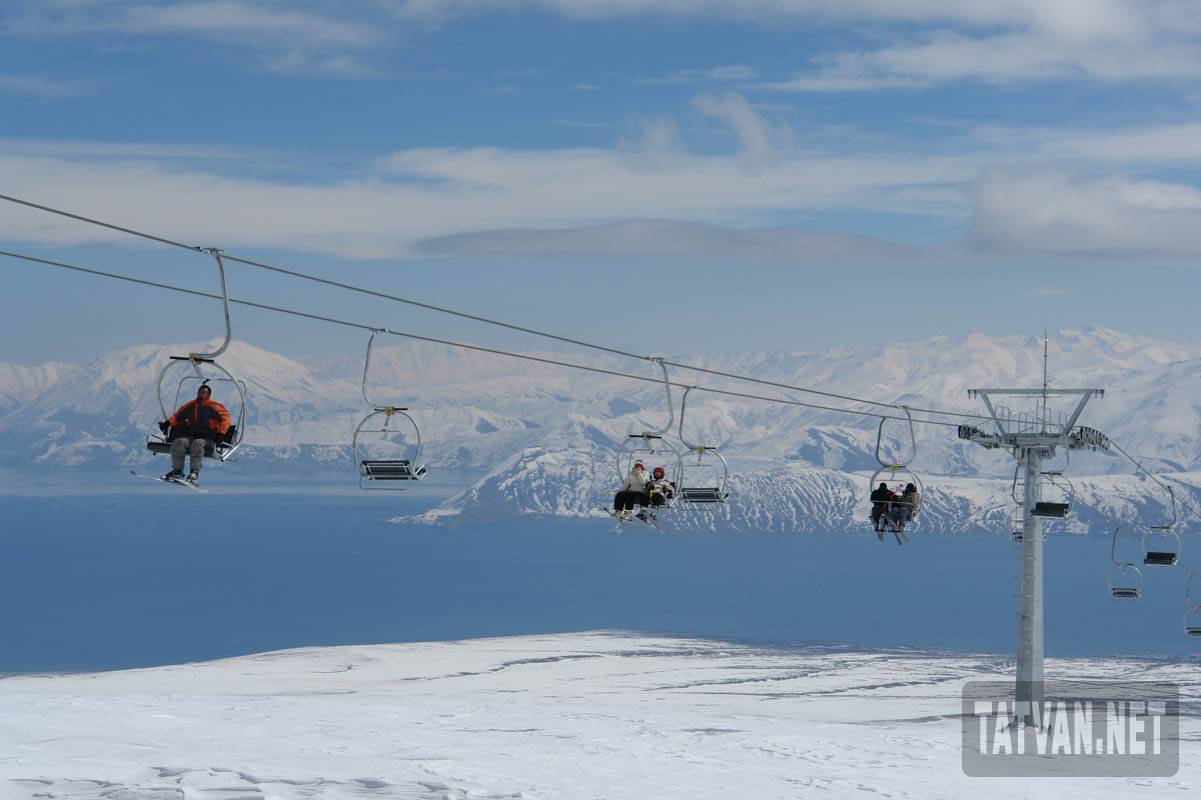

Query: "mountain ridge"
left=3, top=327, right=1198, bottom=531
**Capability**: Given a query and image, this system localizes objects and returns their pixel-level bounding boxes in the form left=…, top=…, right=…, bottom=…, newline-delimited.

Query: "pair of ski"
left=129, top=470, right=208, bottom=493
left=607, top=509, right=659, bottom=528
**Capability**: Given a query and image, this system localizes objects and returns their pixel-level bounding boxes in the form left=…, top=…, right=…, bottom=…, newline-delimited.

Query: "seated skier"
left=870, top=482, right=896, bottom=534
left=639, top=466, right=676, bottom=521
left=889, top=482, right=920, bottom=529
left=159, top=382, right=232, bottom=485
left=613, top=461, right=651, bottom=520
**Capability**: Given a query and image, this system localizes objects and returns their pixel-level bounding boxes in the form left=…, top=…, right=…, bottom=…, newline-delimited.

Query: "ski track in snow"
left=1, top=632, right=1199, bottom=799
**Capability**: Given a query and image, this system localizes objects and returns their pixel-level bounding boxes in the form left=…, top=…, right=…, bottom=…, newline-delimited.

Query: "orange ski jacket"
left=166, top=397, right=232, bottom=437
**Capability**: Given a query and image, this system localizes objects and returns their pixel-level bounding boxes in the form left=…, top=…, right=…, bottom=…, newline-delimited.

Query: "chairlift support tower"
left=958, top=365, right=1108, bottom=729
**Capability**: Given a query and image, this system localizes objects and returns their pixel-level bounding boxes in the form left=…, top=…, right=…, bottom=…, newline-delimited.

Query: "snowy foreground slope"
left=2, top=632, right=1198, bottom=799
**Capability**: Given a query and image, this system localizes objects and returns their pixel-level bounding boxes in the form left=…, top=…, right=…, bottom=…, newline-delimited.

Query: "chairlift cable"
left=0, top=247, right=966, bottom=428
left=0, top=192, right=996, bottom=424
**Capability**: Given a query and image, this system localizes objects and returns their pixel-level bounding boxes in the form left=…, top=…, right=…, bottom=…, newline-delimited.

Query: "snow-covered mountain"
left=0, top=360, right=74, bottom=416
left=3, top=327, right=1200, bottom=532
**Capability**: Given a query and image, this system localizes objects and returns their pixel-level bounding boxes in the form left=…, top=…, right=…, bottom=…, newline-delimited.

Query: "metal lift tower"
left=957, top=341, right=1110, bottom=728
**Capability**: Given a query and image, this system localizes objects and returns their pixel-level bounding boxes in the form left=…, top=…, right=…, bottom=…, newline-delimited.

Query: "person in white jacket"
left=613, top=461, right=650, bottom=518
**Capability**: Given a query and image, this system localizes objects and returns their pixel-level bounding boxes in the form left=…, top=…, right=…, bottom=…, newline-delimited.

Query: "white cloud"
left=6, top=1, right=378, bottom=49
left=969, top=171, right=1201, bottom=258
left=949, top=121, right=1201, bottom=165
left=768, top=29, right=1201, bottom=90
left=386, top=1, right=1198, bottom=89
left=691, top=93, right=789, bottom=158
left=0, top=73, right=84, bottom=97
left=0, top=138, right=249, bottom=161
left=3, top=100, right=1201, bottom=262
left=265, top=52, right=379, bottom=78
left=0, top=104, right=975, bottom=258
left=1038, top=123, right=1201, bottom=162
left=416, top=219, right=920, bottom=261
left=638, top=64, right=759, bottom=85
left=1031, top=286, right=1073, bottom=298
left=390, top=0, right=1148, bottom=34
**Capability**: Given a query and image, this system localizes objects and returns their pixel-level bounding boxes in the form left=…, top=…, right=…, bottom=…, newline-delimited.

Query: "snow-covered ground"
left=2, top=632, right=1198, bottom=799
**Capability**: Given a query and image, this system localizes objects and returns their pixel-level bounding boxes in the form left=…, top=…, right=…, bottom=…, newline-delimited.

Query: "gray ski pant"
left=170, top=437, right=208, bottom=473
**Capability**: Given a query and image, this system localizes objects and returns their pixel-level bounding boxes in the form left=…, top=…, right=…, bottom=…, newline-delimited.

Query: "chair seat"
left=1186, top=627, right=1201, bottom=637
left=680, top=487, right=726, bottom=503
left=360, top=459, right=426, bottom=480
left=147, top=441, right=219, bottom=458
left=1111, top=588, right=1140, bottom=599
left=1144, top=551, right=1178, bottom=566
left=1032, top=502, right=1069, bottom=518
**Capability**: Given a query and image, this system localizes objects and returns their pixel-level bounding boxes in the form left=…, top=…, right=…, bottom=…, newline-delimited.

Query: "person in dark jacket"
left=870, top=482, right=896, bottom=534
left=160, top=383, right=232, bottom=484
left=639, top=465, right=676, bottom=520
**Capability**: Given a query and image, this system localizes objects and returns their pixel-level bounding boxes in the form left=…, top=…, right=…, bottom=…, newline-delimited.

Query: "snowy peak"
left=4, top=327, right=1201, bottom=531
left=0, top=359, right=74, bottom=416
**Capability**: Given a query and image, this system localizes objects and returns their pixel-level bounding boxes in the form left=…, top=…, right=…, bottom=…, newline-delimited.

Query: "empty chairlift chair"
left=675, top=386, right=729, bottom=504
left=146, top=248, right=247, bottom=464
left=353, top=330, right=426, bottom=490
left=1033, top=469, right=1074, bottom=519
left=1108, top=526, right=1142, bottom=600
left=1185, top=573, right=1201, bottom=637
left=1008, top=507, right=1025, bottom=544
left=1142, top=485, right=1180, bottom=566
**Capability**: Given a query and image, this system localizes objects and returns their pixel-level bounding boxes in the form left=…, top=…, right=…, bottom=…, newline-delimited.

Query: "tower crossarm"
left=967, top=389, right=1105, bottom=397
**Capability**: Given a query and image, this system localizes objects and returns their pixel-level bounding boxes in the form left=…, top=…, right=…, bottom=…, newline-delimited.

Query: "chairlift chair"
left=146, top=248, right=247, bottom=463
left=1009, top=456, right=1073, bottom=519
left=1108, top=526, right=1143, bottom=600
left=1184, top=573, right=1201, bottom=637
left=353, top=330, right=426, bottom=490
left=614, top=357, right=681, bottom=512
left=868, top=407, right=923, bottom=538
left=675, top=385, right=729, bottom=504
left=1034, top=470, right=1074, bottom=519
left=1008, top=507, right=1025, bottom=544
left=1142, top=485, right=1180, bottom=566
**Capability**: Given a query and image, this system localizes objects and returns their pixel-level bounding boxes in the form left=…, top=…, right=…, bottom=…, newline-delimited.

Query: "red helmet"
left=653, top=466, right=665, bottom=478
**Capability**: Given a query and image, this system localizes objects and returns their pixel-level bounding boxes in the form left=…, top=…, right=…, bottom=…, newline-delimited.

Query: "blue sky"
left=3, top=0, right=1201, bottom=362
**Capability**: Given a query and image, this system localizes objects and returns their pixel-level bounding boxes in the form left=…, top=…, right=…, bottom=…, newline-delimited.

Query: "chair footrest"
left=360, top=460, right=426, bottom=480
left=680, top=488, right=725, bottom=503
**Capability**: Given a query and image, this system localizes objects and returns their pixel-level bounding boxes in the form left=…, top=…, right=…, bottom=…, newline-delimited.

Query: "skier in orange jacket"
left=159, top=382, right=231, bottom=484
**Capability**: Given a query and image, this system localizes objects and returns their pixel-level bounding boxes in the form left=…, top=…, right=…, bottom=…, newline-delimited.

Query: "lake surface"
left=1, top=488, right=1199, bottom=672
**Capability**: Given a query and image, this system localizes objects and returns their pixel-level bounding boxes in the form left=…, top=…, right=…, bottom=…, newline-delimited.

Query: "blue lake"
left=1, top=487, right=1199, bottom=672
